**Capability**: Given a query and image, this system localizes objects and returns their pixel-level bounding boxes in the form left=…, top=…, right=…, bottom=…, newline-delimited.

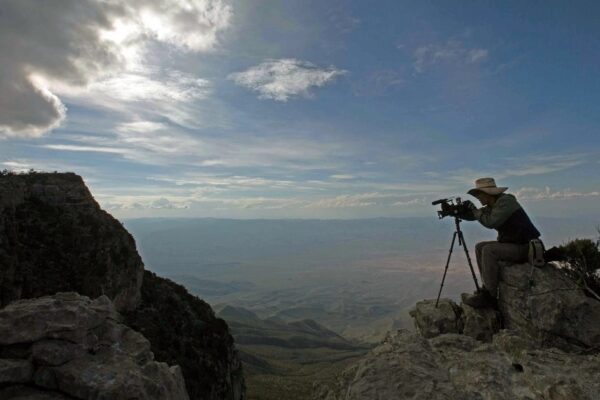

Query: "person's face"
left=475, top=192, right=494, bottom=206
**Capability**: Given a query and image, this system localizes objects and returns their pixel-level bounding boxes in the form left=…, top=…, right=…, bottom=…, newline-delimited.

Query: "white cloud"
left=392, top=197, right=426, bottom=207
left=41, top=144, right=129, bottom=154
left=448, top=154, right=589, bottom=185
left=304, top=192, right=391, bottom=209
left=515, top=187, right=600, bottom=201
left=228, top=59, right=346, bottom=101
left=413, top=39, right=488, bottom=73
left=0, top=0, right=231, bottom=138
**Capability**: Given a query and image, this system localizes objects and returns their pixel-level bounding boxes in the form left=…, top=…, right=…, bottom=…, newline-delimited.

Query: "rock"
left=53, top=352, right=188, bottom=400
left=0, top=293, right=190, bottom=400
left=0, top=359, right=33, bottom=383
left=0, top=172, right=143, bottom=312
left=409, top=298, right=463, bottom=338
left=0, top=292, right=105, bottom=345
left=499, top=263, right=600, bottom=350
left=0, top=385, right=72, bottom=399
left=124, top=271, right=246, bottom=400
left=460, top=295, right=501, bottom=342
left=316, top=330, right=600, bottom=400
left=32, top=340, right=86, bottom=366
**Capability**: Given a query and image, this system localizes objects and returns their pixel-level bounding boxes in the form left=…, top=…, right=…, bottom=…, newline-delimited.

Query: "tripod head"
left=431, top=197, right=470, bottom=219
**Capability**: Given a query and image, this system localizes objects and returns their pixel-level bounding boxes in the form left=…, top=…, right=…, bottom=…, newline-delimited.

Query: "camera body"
left=432, top=197, right=471, bottom=219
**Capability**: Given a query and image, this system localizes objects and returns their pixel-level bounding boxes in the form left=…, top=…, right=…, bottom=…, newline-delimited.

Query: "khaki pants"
left=475, top=241, right=529, bottom=298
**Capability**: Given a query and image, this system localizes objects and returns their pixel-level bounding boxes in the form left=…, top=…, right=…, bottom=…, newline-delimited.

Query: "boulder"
left=0, top=292, right=189, bottom=400
left=460, top=295, right=501, bottom=342
left=409, top=298, right=463, bottom=338
left=499, top=263, right=600, bottom=350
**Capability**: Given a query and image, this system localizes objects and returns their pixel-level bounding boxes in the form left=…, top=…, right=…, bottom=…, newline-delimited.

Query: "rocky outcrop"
left=499, top=262, right=600, bottom=351
left=316, top=262, right=600, bottom=399
left=124, top=271, right=245, bottom=400
left=0, top=292, right=189, bottom=400
left=0, top=172, right=245, bottom=400
left=316, top=329, right=600, bottom=400
left=0, top=172, right=143, bottom=312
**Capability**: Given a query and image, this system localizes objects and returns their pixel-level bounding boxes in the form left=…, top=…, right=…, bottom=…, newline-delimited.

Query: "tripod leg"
left=458, top=230, right=480, bottom=292
left=436, top=231, right=458, bottom=307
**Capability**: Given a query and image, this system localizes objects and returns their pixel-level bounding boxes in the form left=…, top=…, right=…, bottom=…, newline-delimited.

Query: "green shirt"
left=472, top=193, right=522, bottom=229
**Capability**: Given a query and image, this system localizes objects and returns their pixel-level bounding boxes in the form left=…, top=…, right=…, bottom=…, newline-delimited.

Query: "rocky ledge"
left=0, top=172, right=245, bottom=399
left=0, top=292, right=189, bottom=400
left=315, top=262, right=600, bottom=400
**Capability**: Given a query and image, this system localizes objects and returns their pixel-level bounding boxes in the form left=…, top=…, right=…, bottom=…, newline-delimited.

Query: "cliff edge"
left=0, top=172, right=245, bottom=399
left=315, top=262, right=600, bottom=400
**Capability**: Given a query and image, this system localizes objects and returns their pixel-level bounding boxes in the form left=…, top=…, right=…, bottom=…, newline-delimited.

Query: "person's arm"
left=473, top=194, right=521, bottom=229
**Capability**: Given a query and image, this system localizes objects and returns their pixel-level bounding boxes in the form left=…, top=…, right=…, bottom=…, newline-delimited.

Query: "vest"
left=496, top=207, right=540, bottom=244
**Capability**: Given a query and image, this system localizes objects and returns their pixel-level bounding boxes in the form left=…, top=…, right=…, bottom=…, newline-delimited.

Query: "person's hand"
left=462, top=200, right=476, bottom=211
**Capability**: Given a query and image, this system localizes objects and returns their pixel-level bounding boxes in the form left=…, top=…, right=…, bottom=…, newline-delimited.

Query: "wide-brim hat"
left=467, top=177, right=508, bottom=196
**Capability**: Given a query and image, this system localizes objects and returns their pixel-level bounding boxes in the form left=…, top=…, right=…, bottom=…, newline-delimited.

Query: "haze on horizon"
left=1, top=1, right=599, bottom=219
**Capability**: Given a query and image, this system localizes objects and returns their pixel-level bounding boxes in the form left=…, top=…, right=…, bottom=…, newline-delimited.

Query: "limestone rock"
left=460, top=295, right=501, bottom=342
left=0, top=385, right=72, bottom=399
left=124, top=270, right=246, bottom=400
left=0, top=172, right=143, bottom=312
left=0, top=359, right=33, bottom=384
left=316, top=329, right=600, bottom=400
left=0, top=292, right=190, bottom=400
left=499, top=263, right=600, bottom=350
left=0, top=172, right=245, bottom=400
left=409, top=298, right=462, bottom=338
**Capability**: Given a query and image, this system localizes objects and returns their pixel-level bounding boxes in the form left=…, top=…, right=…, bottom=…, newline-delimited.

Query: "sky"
left=1, top=0, right=599, bottom=219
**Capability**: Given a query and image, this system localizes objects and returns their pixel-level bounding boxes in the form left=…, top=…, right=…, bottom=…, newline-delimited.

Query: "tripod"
left=435, top=216, right=480, bottom=307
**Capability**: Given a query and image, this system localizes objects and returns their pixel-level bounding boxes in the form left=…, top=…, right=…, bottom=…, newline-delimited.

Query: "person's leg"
left=480, top=242, right=529, bottom=297
left=475, top=241, right=496, bottom=286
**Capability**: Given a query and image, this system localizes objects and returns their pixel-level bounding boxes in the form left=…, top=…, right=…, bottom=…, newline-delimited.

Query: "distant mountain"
left=217, top=304, right=370, bottom=400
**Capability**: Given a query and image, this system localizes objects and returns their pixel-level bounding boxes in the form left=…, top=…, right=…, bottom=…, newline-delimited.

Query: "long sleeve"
left=473, top=194, right=521, bottom=229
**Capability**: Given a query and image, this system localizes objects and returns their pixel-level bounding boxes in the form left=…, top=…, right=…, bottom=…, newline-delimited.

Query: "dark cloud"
left=0, top=0, right=231, bottom=138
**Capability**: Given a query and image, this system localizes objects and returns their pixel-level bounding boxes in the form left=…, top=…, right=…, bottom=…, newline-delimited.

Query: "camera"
left=431, top=197, right=472, bottom=219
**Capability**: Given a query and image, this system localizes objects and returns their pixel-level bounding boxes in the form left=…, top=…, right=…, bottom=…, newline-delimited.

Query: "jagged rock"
left=460, top=295, right=501, bottom=342
left=499, top=263, right=600, bottom=350
left=0, top=172, right=245, bottom=399
left=0, top=292, right=190, bottom=400
left=316, top=329, right=600, bottom=400
left=409, top=298, right=463, bottom=338
left=124, top=271, right=246, bottom=400
left=0, top=172, right=143, bottom=312
left=0, top=359, right=33, bottom=384
left=0, top=385, right=72, bottom=399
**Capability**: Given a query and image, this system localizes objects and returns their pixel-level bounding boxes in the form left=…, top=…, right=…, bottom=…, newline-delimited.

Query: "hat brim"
left=468, top=187, right=508, bottom=196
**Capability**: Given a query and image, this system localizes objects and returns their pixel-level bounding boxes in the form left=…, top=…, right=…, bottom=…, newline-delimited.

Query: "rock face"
left=0, top=172, right=143, bottom=312
left=499, top=262, right=600, bottom=350
left=316, top=262, right=600, bottom=400
left=125, top=271, right=245, bottom=400
left=0, top=172, right=245, bottom=400
left=316, top=330, right=600, bottom=400
left=0, top=292, right=189, bottom=400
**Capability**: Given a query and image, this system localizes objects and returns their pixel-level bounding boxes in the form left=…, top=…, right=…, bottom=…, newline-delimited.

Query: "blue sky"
left=1, top=0, right=599, bottom=219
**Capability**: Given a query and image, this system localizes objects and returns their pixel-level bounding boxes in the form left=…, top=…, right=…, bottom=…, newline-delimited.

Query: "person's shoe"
left=463, top=289, right=496, bottom=309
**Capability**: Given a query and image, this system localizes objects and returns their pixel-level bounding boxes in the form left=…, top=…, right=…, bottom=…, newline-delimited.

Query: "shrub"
left=559, top=232, right=600, bottom=300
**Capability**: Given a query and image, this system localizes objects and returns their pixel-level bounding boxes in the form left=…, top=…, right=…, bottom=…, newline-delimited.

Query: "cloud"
left=0, top=0, right=231, bottom=138
left=228, top=59, right=346, bottom=101
left=41, top=144, right=130, bottom=154
left=413, top=39, right=488, bottom=73
left=304, top=192, right=392, bottom=209
left=447, top=154, right=589, bottom=184
left=514, top=187, right=600, bottom=201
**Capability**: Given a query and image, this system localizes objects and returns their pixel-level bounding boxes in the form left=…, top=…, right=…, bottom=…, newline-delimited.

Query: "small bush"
left=559, top=234, right=600, bottom=299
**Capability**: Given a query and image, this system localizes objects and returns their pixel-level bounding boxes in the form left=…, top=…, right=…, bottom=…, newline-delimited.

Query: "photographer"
left=459, top=177, right=541, bottom=308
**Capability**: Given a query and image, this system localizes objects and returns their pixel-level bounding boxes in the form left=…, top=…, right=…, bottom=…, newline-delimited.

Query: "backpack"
left=528, top=238, right=545, bottom=267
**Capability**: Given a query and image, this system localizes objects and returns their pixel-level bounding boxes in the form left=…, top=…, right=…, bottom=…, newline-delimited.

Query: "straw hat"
left=467, top=177, right=508, bottom=196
